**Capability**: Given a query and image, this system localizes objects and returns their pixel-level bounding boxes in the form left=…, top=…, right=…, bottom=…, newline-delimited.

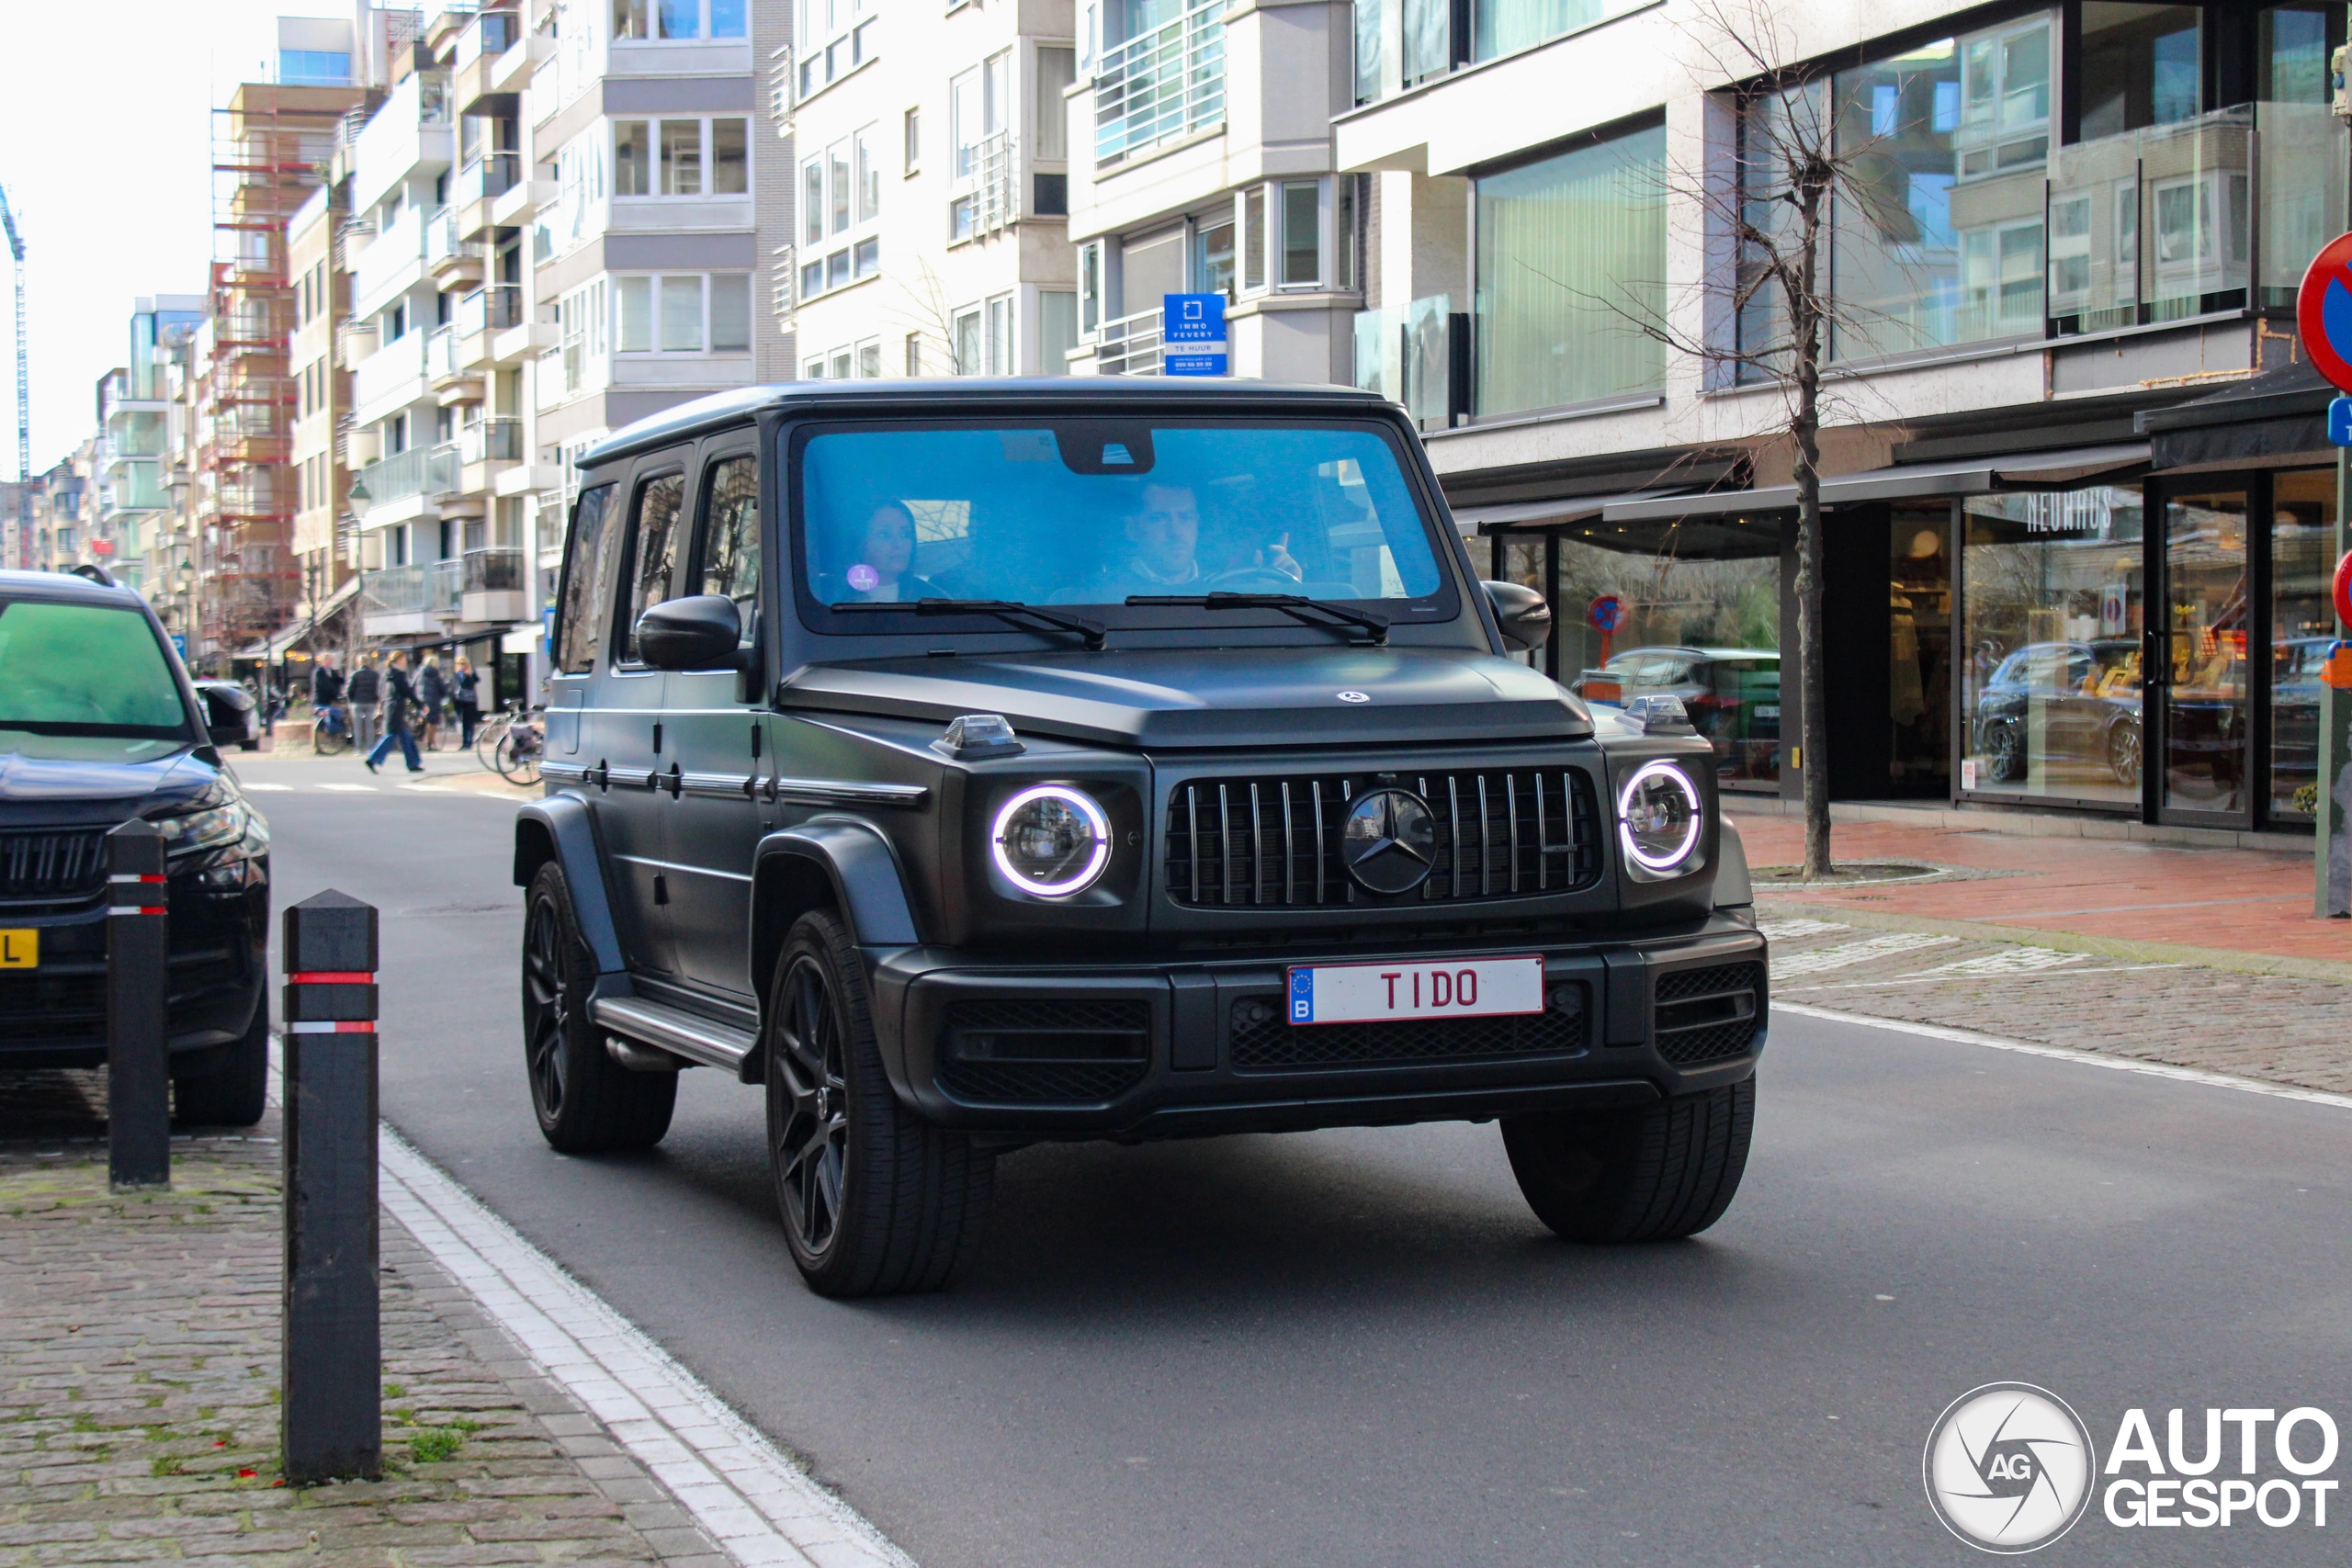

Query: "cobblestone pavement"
left=0, top=1076, right=730, bottom=1568
left=1758, top=914, right=2352, bottom=1095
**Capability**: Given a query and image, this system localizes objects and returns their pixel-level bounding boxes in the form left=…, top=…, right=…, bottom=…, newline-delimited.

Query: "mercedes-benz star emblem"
left=1336, top=690, right=1371, bottom=704
left=1340, top=789, right=1437, bottom=895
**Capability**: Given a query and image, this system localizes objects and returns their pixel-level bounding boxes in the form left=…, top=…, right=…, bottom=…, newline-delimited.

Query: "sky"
left=0, top=1, right=350, bottom=477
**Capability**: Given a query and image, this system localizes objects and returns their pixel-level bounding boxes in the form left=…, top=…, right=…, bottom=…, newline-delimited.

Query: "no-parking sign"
left=2296, top=232, right=2352, bottom=392
left=1587, top=594, right=1624, bottom=632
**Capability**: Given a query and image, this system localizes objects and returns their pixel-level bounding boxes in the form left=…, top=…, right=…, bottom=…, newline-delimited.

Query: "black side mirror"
left=1481, top=581, right=1553, bottom=654
left=198, top=685, right=259, bottom=750
left=637, top=594, right=746, bottom=671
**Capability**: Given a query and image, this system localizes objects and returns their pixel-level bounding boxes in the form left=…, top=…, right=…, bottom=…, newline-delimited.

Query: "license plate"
left=0, top=929, right=35, bottom=968
left=1287, top=954, right=1544, bottom=1026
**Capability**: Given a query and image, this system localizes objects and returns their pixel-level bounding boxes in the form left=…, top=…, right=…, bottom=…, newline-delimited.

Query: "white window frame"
left=797, top=0, right=878, bottom=101
left=613, top=115, right=752, bottom=199
left=798, top=124, right=883, bottom=302
left=612, top=271, right=756, bottom=356
left=612, top=0, right=746, bottom=43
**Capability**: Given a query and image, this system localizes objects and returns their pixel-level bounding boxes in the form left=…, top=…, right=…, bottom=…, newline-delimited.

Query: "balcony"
left=347, top=442, right=458, bottom=510
left=360, top=558, right=464, bottom=636
left=460, top=416, right=521, bottom=467
left=1096, top=305, right=1164, bottom=375
left=349, top=70, right=454, bottom=223
left=456, top=151, right=521, bottom=211
left=2046, top=104, right=2346, bottom=336
left=1095, top=0, right=1225, bottom=166
left=459, top=546, right=529, bottom=624
left=1353, top=294, right=1462, bottom=427
left=352, top=201, right=428, bottom=321
left=351, top=330, right=431, bottom=425
left=426, top=207, right=485, bottom=284
left=967, top=130, right=1017, bottom=238
left=428, top=323, right=485, bottom=402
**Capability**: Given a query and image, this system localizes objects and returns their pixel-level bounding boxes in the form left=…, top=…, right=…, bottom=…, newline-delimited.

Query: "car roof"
left=0, top=568, right=149, bottom=608
left=1608, top=646, right=1779, bottom=662
left=582, top=378, right=1395, bottom=467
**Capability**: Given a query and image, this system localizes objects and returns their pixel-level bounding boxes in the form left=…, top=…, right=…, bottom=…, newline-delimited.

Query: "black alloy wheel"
left=521, top=861, right=675, bottom=1152
left=763, top=910, right=994, bottom=1297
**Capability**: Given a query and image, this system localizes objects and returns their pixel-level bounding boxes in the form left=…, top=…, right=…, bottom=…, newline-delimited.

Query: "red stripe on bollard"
left=288, top=971, right=374, bottom=984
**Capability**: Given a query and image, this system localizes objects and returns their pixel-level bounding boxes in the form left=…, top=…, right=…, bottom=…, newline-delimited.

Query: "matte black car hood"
left=0, top=746, right=216, bottom=818
left=778, top=646, right=1593, bottom=749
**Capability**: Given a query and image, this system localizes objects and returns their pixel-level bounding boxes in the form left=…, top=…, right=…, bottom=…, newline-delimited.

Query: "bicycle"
left=474, top=703, right=520, bottom=771
left=489, top=707, right=542, bottom=786
left=311, top=704, right=353, bottom=756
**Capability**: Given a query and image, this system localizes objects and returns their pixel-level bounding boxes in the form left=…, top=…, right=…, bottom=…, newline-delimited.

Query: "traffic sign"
left=1162, top=293, right=1227, bottom=377
left=2331, top=396, right=2352, bottom=446
left=2335, top=547, right=2352, bottom=631
left=1587, top=594, right=1624, bottom=632
left=2296, top=232, right=2352, bottom=391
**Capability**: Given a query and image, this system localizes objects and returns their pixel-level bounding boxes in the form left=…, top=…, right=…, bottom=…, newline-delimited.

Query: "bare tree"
left=1610, top=0, right=1904, bottom=878
left=886, top=259, right=967, bottom=377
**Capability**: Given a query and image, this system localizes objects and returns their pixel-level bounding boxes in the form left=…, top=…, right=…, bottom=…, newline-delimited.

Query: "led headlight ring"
left=1617, top=760, right=1703, bottom=874
left=990, top=784, right=1112, bottom=897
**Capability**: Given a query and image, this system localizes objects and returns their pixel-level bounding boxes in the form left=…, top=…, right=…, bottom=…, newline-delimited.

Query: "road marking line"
left=1780, top=964, right=2184, bottom=993
left=240, top=782, right=294, bottom=792
left=1773, top=932, right=1956, bottom=976
left=1776, top=1002, right=2352, bottom=1112
left=1905, top=947, right=2086, bottom=976
left=316, top=783, right=378, bottom=792
left=378, top=1127, right=913, bottom=1568
left=1758, top=917, right=1850, bottom=942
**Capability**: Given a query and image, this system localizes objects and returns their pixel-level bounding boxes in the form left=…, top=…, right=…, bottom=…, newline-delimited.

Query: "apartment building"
left=95, top=298, right=208, bottom=603
left=288, top=181, right=358, bottom=647
left=1063, top=0, right=1363, bottom=378
left=786, top=0, right=1080, bottom=378
left=1335, top=0, right=2346, bottom=843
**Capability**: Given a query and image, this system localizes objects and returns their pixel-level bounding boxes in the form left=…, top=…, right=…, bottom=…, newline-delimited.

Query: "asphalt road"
left=244, top=754, right=2352, bottom=1568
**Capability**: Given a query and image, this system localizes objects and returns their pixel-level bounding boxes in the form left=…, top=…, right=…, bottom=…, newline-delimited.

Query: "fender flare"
left=1713, top=817, right=1754, bottom=910
left=513, top=796, right=628, bottom=976
left=751, top=818, right=921, bottom=955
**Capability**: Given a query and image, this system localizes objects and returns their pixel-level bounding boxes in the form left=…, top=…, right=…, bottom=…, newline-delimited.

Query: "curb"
left=1755, top=896, right=2352, bottom=986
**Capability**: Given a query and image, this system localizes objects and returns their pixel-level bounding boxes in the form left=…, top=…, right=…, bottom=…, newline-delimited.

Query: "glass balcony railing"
left=428, top=322, right=460, bottom=380
left=1095, top=0, right=1225, bottom=166
left=458, top=282, right=524, bottom=337
left=361, top=558, right=464, bottom=617
left=461, top=546, right=526, bottom=593
left=460, top=416, right=521, bottom=465
left=458, top=151, right=521, bottom=207
left=427, top=207, right=484, bottom=271
left=1352, top=294, right=1454, bottom=425
left=458, top=7, right=519, bottom=66
left=354, top=443, right=460, bottom=508
left=1352, top=0, right=1647, bottom=107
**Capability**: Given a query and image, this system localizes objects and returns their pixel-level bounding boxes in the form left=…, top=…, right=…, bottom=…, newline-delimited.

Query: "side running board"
left=591, top=996, right=759, bottom=1077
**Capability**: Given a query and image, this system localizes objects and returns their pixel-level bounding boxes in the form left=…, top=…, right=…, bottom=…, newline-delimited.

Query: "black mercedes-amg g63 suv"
left=514, top=380, right=1765, bottom=1297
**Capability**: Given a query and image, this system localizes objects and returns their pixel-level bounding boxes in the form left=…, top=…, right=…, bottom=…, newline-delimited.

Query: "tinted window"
left=622, top=469, right=688, bottom=664
left=555, top=483, right=619, bottom=673
left=697, top=455, right=760, bottom=645
left=0, top=600, right=192, bottom=758
left=796, top=423, right=1442, bottom=615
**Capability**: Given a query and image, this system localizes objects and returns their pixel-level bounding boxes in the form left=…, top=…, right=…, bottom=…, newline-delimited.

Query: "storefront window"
left=1960, top=484, right=2144, bottom=806
left=1891, top=507, right=1953, bottom=791
left=2269, top=468, right=2335, bottom=821
left=1551, top=518, right=1782, bottom=788
left=2160, top=488, right=2250, bottom=818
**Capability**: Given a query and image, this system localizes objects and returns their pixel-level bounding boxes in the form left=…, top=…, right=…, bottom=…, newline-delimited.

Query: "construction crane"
left=0, top=186, right=20, bottom=488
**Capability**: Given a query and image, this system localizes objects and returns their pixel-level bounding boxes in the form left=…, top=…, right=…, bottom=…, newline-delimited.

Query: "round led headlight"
left=990, top=785, right=1112, bottom=897
left=1617, top=761, right=1703, bottom=874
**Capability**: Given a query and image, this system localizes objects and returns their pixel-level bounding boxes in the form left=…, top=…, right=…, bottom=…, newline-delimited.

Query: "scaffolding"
left=202, top=82, right=357, bottom=656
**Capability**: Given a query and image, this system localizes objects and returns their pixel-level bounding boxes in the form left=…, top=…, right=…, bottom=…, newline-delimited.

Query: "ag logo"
left=1335, top=690, right=1371, bottom=704
left=1924, top=1383, right=2097, bottom=1553
left=1338, top=788, right=1436, bottom=895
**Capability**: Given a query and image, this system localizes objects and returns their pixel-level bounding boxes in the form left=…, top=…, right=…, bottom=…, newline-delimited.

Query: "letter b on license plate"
left=1287, top=954, right=1544, bottom=1025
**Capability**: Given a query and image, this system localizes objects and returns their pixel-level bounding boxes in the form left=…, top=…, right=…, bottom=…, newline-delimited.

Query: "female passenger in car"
left=820, top=500, right=945, bottom=604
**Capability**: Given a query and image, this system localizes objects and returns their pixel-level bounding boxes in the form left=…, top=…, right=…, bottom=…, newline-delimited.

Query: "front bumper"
left=866, top=915, right=1766, bottom=1139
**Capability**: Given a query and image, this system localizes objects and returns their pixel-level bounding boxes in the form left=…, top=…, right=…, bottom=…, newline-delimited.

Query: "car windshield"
left=0, top=598, right=193, bottom=761
left=795, top=422, right=1446, bottom=621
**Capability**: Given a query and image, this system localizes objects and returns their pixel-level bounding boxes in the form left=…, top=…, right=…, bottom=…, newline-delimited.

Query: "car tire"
left=765, top=909, right=993, bottom=1298
left=2108, top=721, right=2142, bottom=788
left=171, top=998, right=269, bottom=1128
left=1983, top=722, right=2025, bottom=784
left=1500, top=1077, right=1756, bottom=1243
left=522, top=861, right=676, bottom=1153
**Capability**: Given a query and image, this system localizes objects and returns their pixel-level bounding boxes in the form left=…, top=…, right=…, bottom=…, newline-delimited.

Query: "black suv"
left=0, top=569, right=273, bottom=1124
left=515, top=381, right=1766, bottom=1297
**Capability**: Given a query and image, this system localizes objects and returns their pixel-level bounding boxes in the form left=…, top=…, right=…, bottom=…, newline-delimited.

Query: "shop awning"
left=1450, top=488, right=1695, bottom=533
left=237, top=578, right=364, bottom=660
left=1601, top=486, right=1798, bottom=524
left=1815, top=441, right=2151, bottom=503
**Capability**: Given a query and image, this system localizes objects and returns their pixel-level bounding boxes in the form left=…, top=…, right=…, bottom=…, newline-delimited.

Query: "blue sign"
left=169, top=634, right=187, bottom=660
left=1162, top=293, right=1227, bottom=377
left=2332, top=396, right=2352, bottom=447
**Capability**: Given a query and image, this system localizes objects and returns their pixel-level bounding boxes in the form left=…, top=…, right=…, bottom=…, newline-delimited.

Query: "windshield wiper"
left=831, top=598, right=1106, bottom=651
left=1127, top=592, right=1389, bottom=646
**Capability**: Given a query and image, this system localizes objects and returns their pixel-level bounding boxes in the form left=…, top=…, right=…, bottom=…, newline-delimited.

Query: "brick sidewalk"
left=0, top=1076, right=729, bottom=1568
left=1728, top=808, right=2352, bottom=971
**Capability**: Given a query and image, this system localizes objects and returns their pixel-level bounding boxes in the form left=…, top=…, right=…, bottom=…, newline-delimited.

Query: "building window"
left=856, top=338, right=882, bottom=378
left=279, top=49, right=352, bottom=85
left=1473, top=121, right=1664, bottom=416
left=615, top=117, right=748, bottom=198
left=952, top=307, right=981, bottom=373
left=615, top=273, right=753, bottom=355
left=904, top=332, right=923, bottom=374
left=1078, top=241, right=1102, bottom=333
left=616, top=0, right=742, bottom=40
left=1279, top=180, right=1321, bottom=287
left=985, top=293, right=1013, bottom=373
left=797, top=0, right=878, bottom=99
left=1241, top=186, right=1267, bottom=291
left=798, top=126, right=883, bottom=301
left=904, top=107, right=922, bottom=173
left=1037, top=289, right=1078, bottom=375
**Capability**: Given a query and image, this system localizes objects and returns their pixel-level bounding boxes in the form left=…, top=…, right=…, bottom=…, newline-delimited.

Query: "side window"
left=696, top=455, right=761, bottom=645
left=555, top=483, right=619, bottom=674
left=620, top=469, right=688, bottom=664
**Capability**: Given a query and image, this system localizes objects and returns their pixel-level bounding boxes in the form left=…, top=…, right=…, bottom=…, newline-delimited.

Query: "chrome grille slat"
left=1186, top=786, right=1200, bottom=901
left=1476, top=775, right=1492, bottom=897
left=1281, top=781, right=1295, bottom=905
left=1250, top=782, right=1264, bottom=906
left=1534, top=774, right=1549, bottom=891
left=1448, top=777, right=1464, bottom=899
left=1311, top=780, right=1326, bottom=905
left=1218, top=784, right=1233, bottom=906
left=1505, top=775, right=1520, bottom=894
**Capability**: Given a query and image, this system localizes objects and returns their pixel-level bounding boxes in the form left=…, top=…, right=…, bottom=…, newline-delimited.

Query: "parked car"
left=1572, top=647, right=1780, bottom=783
left=1970, top=639, right=2143, bottom=788
left=0, top=570, right=273, bottom=1124
left=516, top=379, right=1766, bottom=1298
left=191, top=679, right=261, bottom=750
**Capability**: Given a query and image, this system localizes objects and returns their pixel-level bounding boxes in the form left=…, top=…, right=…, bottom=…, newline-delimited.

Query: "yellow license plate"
left=0, top=930, right=35, bottom=968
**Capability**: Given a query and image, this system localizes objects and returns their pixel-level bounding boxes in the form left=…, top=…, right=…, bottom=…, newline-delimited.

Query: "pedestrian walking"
left=417, top=654, right=448, bottom=751
left=347, top=655, right=381, bottom=752
left=362, top=650, right=424, bottom=774
left=452, top=656, right=482, bottom=748
left=309, top=653, right=346, bottom=746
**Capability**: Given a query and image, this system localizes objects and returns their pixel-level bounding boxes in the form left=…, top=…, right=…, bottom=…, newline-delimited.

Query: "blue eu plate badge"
left=1290, top=968, right=1316, bottom=1023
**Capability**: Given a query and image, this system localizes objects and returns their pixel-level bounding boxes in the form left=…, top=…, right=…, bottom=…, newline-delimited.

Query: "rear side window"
left=555, top=483, right=620, bottom=674
left=697, top=455, right=760, bottom=645
left=0, top=601, right=190, bottom=740
left=621, top=470, right=688, bottom=664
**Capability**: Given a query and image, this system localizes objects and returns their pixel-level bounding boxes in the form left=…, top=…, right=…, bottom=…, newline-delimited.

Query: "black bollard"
left=107, top=819, right=171, bottom=1190
left=280, top=890, right=381, bottom=1483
